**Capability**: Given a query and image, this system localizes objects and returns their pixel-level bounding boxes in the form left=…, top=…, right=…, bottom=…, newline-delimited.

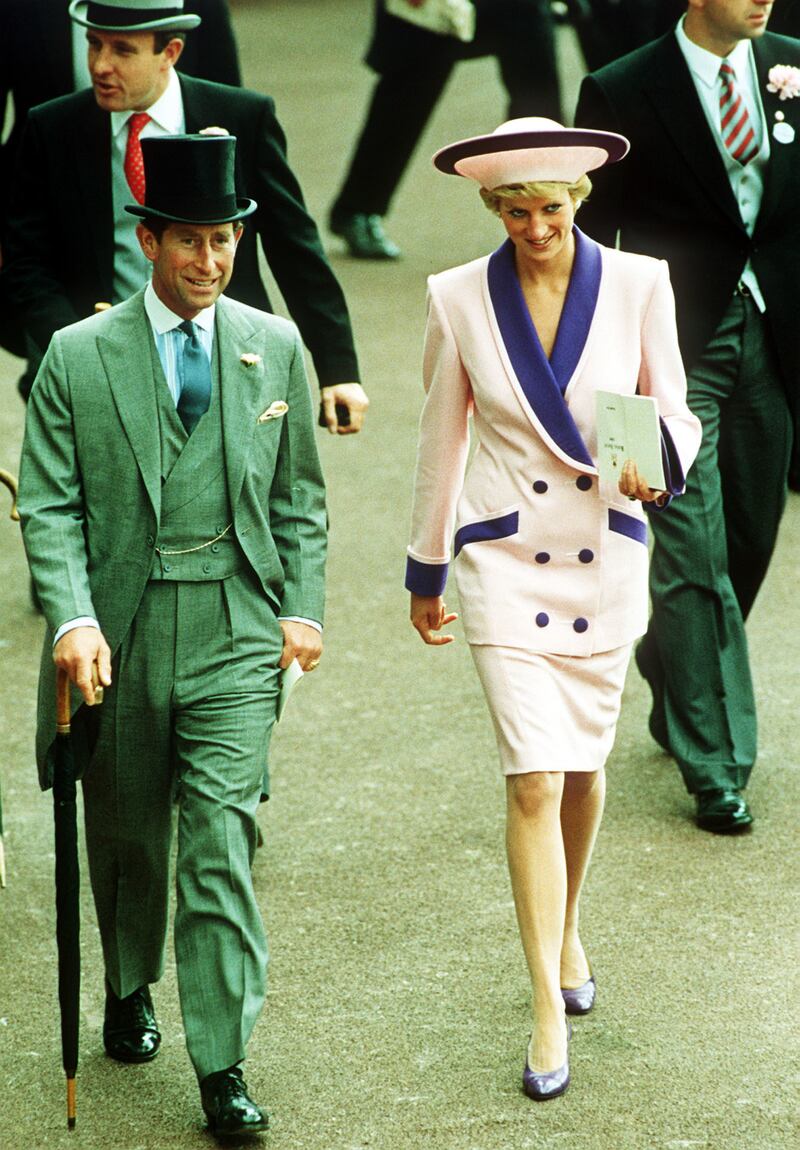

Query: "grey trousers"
left=82, top=574, right=282, bottom=1079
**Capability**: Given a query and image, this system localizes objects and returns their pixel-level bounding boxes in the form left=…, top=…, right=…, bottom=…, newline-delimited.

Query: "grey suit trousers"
left=82, top=573, right=282, bottom=1079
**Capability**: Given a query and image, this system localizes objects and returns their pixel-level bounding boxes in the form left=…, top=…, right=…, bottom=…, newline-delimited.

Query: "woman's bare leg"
left=559, top=768, right=606, bottom=987
left=505, top=771, right=568, bottom=1072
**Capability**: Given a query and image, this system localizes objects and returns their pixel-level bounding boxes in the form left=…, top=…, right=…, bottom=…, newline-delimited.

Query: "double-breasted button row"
left=535, top=613, right=590, bottom=633
left=534, top=549, right=594, bottom=564
left=531, top=476, right=594, bottom=494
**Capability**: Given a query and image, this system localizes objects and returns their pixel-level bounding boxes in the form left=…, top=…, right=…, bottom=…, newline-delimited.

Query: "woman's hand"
left=410, top=593, right=458, bottom=645
left=618, top=459, right=668, bottom=507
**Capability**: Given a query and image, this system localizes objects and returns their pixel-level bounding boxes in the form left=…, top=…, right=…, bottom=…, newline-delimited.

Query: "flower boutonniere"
left=240, top=353, right=262, bottom=368
left=766, top=66, right=799, bottom=145
left=766, top=65, right=800, bottom=101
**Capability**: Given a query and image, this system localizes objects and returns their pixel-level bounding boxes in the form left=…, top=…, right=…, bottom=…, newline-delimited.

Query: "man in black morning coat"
left=0, top=0, right=240, bottom=359
left=574, top=0, right=799, bottom=833
left=3, top=0, right=367, bottom=433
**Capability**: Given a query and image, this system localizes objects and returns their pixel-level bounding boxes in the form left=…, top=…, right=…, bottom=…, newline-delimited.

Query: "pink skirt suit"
left=406, top=229, right=702, bottom=775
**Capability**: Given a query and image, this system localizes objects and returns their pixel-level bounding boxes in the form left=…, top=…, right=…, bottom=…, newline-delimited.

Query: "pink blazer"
left=406, top=230, right=702, bottom=656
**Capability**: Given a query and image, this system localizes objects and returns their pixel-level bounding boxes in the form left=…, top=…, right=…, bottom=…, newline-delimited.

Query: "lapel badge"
left=240, top=352, right=262, bottom=368
left=257, top=400, right=289, bottom=423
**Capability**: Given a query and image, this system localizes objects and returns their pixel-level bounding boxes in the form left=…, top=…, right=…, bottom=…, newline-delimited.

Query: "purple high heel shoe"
left=522, top=1021, right=571, bottom=1101
left=561, top=975, right=596, bottom=1015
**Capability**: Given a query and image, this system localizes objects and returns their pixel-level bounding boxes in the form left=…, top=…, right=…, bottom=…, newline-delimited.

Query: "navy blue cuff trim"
left=608, top=508, right=647, bottom=545
left=659, top=417, right=686, bottom=496
left=405, top=556, right=448, bottom=596
left=454, top=510, right=519, bottom=557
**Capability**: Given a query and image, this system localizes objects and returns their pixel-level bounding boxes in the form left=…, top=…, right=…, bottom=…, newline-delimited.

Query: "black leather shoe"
left=103, top=983, right=161, bottom=1063
left=200, top=1066, right=269, bottom=1137
left=634, top=641, right=671, bottom=753
left=330, top=212, right=401, bottom=259
left=695, top=788, right=753, bottom=834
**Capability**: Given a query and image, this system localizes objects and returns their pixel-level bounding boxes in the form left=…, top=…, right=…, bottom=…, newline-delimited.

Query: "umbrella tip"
left=68, top=1116, right=76, bottom=1130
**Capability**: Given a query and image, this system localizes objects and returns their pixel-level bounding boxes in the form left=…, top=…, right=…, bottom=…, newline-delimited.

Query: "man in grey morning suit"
left=18, top=132, right=327, bottom=1136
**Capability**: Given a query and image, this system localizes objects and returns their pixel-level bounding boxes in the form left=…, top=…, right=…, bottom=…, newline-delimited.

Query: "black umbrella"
left=54, top=667, right=80, bottom=1129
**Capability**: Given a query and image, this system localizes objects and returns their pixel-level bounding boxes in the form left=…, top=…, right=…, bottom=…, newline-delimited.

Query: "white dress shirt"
left=675, top=16, right=768, bottom=311
left=110, top=69, right=185, bottom=303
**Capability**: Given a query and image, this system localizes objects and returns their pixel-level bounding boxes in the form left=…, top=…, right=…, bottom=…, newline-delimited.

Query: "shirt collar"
left=675, top=15, right=753, bottom=90
left=145, top=281, right=216, bottom=334
left=111, top=67, right=183, bottom=139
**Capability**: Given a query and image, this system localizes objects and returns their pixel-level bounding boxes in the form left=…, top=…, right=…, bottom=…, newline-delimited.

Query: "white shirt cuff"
left=53, top=617, right=100, bottom=647
left=278, top=616, right=322, bottom=633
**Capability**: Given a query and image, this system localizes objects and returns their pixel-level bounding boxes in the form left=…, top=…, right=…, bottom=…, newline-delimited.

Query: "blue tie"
left=177, top=320, right=211, bottom=434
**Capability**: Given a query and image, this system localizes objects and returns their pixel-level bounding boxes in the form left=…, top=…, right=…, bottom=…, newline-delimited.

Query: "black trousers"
left=332, top=0, right=560, bottom=219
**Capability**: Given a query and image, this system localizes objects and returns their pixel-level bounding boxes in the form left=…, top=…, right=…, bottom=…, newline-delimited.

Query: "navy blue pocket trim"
left=454, top=510, right=519, bottom=557
left=608, top=508, right=647, bottom=545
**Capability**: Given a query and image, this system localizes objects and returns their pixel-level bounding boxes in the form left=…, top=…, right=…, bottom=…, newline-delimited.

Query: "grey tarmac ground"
left=0, top=3, right=798, bottom=1148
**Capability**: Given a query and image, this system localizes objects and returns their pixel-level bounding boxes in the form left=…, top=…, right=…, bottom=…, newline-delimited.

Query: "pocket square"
left=257, top=400, right=289, bottom=422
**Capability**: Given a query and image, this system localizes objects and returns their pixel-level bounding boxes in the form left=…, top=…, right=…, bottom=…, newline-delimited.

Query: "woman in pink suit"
left=406, top=119, right=701, bottom=1100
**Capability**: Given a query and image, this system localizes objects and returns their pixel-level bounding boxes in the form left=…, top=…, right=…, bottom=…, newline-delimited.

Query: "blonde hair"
left=480, top=175, right=592, bottom=215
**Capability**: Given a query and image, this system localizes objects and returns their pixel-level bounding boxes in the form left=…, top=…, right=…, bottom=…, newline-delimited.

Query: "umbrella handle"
left=56, top=667, right=71, bottom=735
left=56, top=664, right=104, bottom=732
left=0, top=468, right=20, bottom=522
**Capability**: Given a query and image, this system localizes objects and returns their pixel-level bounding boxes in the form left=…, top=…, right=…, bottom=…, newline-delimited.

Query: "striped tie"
left=719, top=61, right=759, bottom=166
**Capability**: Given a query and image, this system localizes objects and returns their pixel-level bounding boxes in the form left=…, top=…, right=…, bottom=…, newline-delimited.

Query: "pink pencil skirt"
left=469, top=642, right=634, bottom=776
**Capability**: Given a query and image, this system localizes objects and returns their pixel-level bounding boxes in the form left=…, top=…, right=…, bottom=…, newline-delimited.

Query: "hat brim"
left=125, top=198, right=257, bottom=224
left=68, top=1, right=201, bottom=31
left=433, top=127, right=630, bottom=184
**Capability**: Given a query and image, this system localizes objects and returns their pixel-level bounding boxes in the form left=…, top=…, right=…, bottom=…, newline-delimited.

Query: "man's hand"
left=618, top=459, right=668, bottom=507
left=410, top=593, right=458, bottom=646
left=53, top=626, right=112, bottom=705
left=320, top=382, right=370, bottom=435
left=279, top=620, right=323, bottom=672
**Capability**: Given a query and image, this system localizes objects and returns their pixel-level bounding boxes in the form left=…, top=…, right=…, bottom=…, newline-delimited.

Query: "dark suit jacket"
left=574, top=31, right=800, bottom=426
left=0, top=0, right=240, bottom=225
left=4, top=76, right=359, bottom=387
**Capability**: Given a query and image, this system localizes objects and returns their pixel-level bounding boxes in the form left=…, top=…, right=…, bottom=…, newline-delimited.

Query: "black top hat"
left=69, top=1, right=201, bottom=33
left=125, top=135, right=257, bottom=225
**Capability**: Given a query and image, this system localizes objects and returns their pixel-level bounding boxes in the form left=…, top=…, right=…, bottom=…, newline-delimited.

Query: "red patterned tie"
left=719, top=62, right=759, bottom=166
left=124, top=112, right=151, bottom=204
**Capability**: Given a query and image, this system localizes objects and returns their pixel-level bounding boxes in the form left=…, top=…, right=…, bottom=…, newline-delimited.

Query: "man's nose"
left=91, top=47, right=113, bottom=75
left=194, top=244, right=215, bottom=271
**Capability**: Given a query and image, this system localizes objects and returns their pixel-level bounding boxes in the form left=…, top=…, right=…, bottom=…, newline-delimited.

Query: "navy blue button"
left=573, top=617, right=589, bottom=633
left=576, top=476, right=593, bottom=491
left=535, top=552, right=550, bottom=564
left=535, top=612, right=549, bottom=627
left=533, top=480, right=548, bottom=494
left=578, top=549, right=594, bottom=564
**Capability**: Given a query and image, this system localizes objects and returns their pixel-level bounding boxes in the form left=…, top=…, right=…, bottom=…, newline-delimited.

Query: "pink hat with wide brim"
left=433, top=117, right=630, bottom=187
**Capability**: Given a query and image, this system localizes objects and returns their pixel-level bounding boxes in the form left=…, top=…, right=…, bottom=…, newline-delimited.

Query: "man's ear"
left=137, top=222, right=158, bottom=262
left=233, top=224, right=244, bottom=249
left=163, top=36, right=185, bottom=68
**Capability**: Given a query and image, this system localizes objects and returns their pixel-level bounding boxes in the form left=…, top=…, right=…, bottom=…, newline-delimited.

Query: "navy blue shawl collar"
left=487, top=227, right=602, bottom=469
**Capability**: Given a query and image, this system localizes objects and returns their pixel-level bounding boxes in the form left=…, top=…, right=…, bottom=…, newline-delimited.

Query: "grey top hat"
left=125, top=134, right=257, bottom=225
left=69, top=1, right=202, bottom=33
